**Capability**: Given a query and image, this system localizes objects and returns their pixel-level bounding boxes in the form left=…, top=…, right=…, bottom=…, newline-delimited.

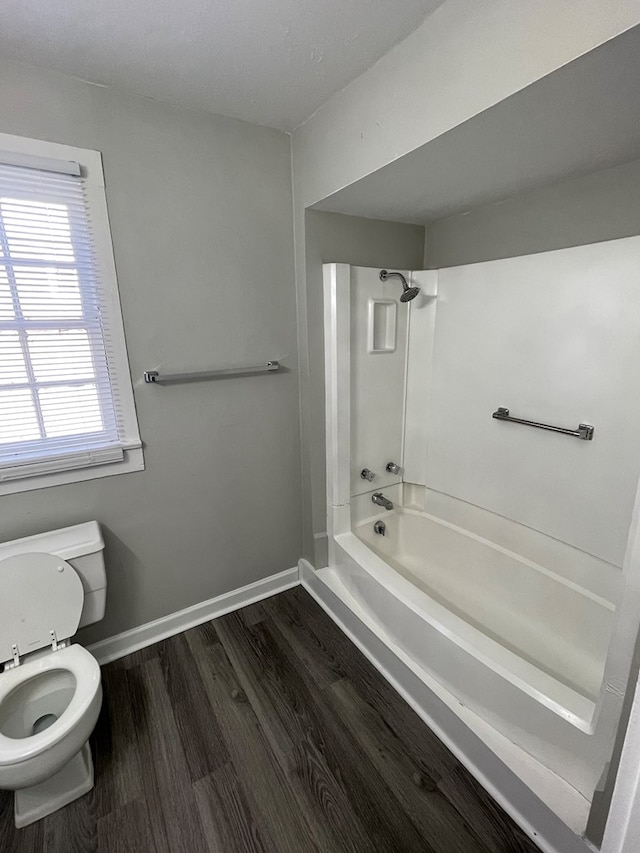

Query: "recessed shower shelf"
left=143, top=361, right=280, bottom=384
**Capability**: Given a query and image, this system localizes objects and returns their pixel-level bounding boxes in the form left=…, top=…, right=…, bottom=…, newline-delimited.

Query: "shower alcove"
left=299, top=24, right=640, bottom=853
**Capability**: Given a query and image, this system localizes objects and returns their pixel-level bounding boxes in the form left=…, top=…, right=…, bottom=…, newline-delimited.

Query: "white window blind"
left=0, top=157, right=133, bottom=481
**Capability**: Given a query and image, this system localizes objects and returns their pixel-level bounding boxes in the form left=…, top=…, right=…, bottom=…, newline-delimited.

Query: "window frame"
left=0, top=132, right=143, bottom=495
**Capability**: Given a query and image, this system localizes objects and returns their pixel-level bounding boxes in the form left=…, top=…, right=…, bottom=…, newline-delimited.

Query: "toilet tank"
left=0, top=521, right=106, bottom=629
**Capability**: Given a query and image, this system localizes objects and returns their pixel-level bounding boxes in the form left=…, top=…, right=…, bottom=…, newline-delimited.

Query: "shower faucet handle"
left=360, top=468, right=375, bottom=482
left=386, top=462, right=401, bottom=475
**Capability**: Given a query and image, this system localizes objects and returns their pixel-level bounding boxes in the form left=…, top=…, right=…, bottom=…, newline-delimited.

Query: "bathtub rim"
left=335, top=524, right=604, bottom=734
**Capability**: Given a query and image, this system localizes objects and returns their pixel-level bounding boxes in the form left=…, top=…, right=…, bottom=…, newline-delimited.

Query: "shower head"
left=379, top=270, right=420, bottom=303
left=400, top=286, right=420, bottom=302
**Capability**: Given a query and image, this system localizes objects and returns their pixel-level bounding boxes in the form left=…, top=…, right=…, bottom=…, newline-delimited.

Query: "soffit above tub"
left=0, top=0, right=445, bottom=132
left=311, top=25, right=640, bottom=224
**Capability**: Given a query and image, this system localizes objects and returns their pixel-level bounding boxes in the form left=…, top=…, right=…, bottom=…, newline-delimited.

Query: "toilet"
left=0, top=522, right=106, bottom=828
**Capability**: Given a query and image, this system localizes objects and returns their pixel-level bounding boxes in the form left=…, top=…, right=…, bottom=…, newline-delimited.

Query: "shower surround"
left=304, top=240, right=640, bottom=850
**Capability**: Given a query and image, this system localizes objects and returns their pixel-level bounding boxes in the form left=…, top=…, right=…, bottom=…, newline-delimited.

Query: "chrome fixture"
left=360, top=468, right=375, bottom=482
left=492, top=407, right=595, bottom=441
left=386, top=462, right=401, bottom=475
left=144, top=361, right=280, bottom=385
left=374, top=520, right=386, bottom=536
left=379, top=270, right=420, bottom=303
left=372, top=492, right=393, bottom=510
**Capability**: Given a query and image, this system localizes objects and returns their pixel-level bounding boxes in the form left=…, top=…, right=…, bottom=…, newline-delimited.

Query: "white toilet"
left=0, top=521, right=106, bottom=828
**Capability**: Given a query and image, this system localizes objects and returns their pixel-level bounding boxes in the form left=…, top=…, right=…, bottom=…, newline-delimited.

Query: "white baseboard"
left=299, top=559, right=590, bottom=853
left=89, top=567, right=299, bottom=665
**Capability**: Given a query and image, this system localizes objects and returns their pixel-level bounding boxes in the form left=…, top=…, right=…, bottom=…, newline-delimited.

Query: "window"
left=0, top=133, right=142, bottom=494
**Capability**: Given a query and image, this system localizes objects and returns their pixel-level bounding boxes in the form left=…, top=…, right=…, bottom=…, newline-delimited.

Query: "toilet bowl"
left=0, top=645, right=102, bottom=789
left=0, top=523, right=107, bottom=828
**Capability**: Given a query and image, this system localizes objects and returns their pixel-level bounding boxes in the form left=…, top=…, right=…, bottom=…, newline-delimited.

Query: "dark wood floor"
left=1, top=586, right=540, bottom=853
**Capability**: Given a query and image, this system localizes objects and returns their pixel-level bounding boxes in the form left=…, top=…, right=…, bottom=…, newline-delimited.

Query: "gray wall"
left=0, top=58, right=301, bottom=644
left=304, top=209, right=425, bottom=565
left=425, top=157, right=640, bottom=268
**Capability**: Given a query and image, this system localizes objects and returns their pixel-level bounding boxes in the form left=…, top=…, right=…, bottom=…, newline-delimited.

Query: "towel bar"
left=144, top=361, right=280, bottom=384
left=492, top=407, right=594, bottom=440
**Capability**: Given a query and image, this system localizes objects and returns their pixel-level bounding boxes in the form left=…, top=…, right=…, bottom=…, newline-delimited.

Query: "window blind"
left=0, top=159, right=129, bottom=479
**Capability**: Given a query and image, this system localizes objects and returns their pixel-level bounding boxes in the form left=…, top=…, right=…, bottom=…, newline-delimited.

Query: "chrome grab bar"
left=492, top=407, right=594, bottom=441
left=144, top=361, right=280, bottom=384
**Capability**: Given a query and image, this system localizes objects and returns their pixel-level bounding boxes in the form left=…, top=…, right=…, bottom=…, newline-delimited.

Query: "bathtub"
left=322, top=505, right=617, bottom=799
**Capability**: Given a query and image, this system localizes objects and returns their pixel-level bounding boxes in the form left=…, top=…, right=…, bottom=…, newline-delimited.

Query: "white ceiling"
left=0, top=0, right=444, bottom=131
left=313, top=25, right=640, bottom=223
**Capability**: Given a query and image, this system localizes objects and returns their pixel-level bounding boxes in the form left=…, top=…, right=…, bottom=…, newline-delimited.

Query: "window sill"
left=0, top=446, right=145, bottom=496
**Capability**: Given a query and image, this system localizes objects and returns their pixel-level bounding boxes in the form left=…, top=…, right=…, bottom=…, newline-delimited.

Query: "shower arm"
left=379, top=270, right=409, bottom=289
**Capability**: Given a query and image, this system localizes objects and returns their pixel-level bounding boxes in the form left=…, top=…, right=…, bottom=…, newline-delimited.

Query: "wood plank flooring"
left=0, top=586, right=541, bottom=852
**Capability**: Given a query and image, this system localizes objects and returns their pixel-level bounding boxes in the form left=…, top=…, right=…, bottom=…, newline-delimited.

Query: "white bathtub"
left=325, top=506, right=618, bottom=798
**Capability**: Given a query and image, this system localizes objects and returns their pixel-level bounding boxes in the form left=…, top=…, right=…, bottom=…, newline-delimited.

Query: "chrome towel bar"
left=492, top=407, right=594, bottom=441
left=144, top=361, right=280, bottom=384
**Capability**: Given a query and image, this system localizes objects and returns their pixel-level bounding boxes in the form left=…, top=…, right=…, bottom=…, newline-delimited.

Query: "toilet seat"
left=0, top=552, right=84, bottom=668
left=0, top=645, right=101, bottom=766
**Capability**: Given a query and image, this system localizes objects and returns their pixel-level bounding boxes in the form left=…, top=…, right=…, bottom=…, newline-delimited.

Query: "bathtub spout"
left=372, top=492, right=393, bottom=510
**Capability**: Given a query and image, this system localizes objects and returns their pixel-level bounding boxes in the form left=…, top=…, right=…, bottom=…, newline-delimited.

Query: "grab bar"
left=144, top=361, right=280, bottom=384
left=492, top=407, right=594, bottom=441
